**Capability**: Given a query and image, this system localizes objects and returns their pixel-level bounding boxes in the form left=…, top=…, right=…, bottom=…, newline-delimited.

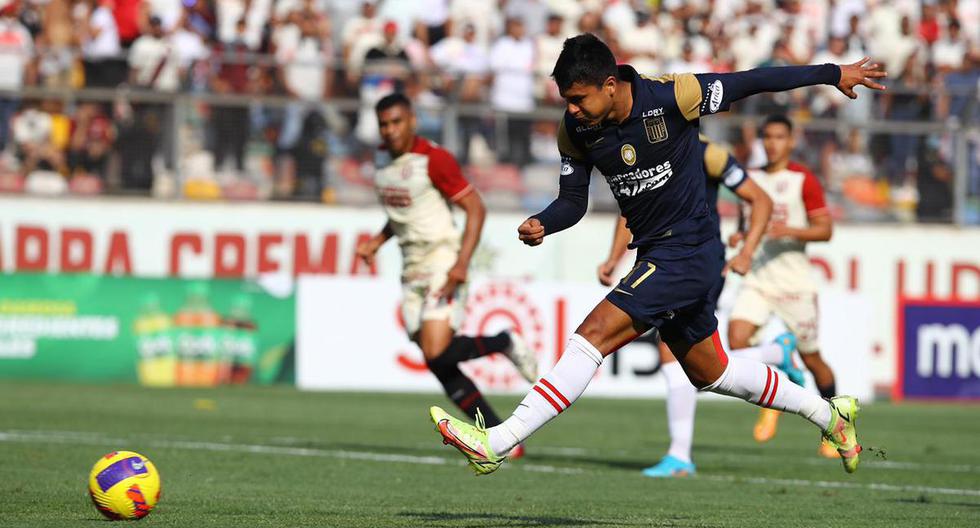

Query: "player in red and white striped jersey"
left=356, top=94, right=537, bottom=458
left=728, top=115, right=840, bottom=458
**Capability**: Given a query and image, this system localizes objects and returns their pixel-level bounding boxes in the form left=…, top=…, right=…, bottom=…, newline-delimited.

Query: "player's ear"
left=603, top=76, right=617, bottom=97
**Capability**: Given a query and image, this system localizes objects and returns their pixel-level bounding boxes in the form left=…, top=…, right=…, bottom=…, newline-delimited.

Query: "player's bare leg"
left=729, top=319, right=782, bottom=442
left=642, top=342, right=697, bottom=478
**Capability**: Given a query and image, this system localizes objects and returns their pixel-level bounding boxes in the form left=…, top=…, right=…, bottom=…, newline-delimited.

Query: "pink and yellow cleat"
left=822, top=396, right=862, bottom=473
left=430, top=406, right=505, bottom=476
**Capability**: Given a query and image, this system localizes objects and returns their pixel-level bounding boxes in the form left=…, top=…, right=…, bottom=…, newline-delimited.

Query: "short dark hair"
left=375, top=92, right=412, bottom=114
left=762, top=114, right=793, bottom=133
left=550, top=33, right=618, bottom=93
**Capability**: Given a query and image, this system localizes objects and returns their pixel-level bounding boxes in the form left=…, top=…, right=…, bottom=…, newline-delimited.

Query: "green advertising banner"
left=0, top=274, right=295, bottom=386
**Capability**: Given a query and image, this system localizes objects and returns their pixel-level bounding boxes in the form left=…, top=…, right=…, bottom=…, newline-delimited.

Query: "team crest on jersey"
left=621, top=144, right=637, bottom=166
left=643, top=116, right=669, bottom=144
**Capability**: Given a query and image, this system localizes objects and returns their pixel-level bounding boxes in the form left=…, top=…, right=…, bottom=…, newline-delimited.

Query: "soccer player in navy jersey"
left=597, top=135, right=805, bottom=478
left=429, top=33, right=885, bottom=476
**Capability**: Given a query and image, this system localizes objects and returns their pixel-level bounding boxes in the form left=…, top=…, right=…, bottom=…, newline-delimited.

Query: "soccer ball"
left=87, top=451, right=161, bottom=520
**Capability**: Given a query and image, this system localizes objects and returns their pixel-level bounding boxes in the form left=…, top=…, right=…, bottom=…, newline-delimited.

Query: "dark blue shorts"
left=606, top=238, right=725, bottom=348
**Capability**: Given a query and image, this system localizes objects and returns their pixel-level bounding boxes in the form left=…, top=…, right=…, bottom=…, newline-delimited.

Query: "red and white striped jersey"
left=743, top=162, right=828, bottom=293
left=374, top=136, right=474, bottom=272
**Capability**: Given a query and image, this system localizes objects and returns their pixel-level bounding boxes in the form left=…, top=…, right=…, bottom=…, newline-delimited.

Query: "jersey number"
left=621, top=262, right=656, bottom=288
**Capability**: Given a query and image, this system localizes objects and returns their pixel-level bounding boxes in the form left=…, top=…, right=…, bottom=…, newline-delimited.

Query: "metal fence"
left=1, top=79, right=977, bottom=225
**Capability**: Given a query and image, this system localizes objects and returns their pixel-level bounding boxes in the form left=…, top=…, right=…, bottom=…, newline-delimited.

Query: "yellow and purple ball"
left=87, top=451, right=161, bottom=520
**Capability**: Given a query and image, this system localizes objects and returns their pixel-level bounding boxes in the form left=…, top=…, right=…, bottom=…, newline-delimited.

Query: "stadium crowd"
left=0, top=0, right=976, bottom=222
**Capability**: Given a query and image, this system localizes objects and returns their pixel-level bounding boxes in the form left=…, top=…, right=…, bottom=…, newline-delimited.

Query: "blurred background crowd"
left=0, top=0, right=977, bottom=223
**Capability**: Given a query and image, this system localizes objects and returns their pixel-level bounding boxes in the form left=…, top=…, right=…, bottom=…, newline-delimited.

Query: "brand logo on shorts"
left=621, top=144, right=637, bottom=166
left=560, top=159, right=574, bottom=176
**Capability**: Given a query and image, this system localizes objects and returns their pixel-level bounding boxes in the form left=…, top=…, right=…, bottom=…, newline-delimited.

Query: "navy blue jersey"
left=533, top=63, right=838, bottom=250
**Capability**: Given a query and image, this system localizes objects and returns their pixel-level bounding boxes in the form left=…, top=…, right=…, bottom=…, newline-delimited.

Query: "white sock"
left=703, top=356, right=831, bottom=430
left=662, top=361, right=696, bottom=463
left=488, top=334, right=603, bottom=455
left=731, top=343, right=784, bottom=365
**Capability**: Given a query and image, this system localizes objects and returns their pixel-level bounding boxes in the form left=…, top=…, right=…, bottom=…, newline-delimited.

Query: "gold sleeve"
left=671, top=73, right=703, bottom=121
left=557, top=117, right=586, bottom=161
left=701, top=139, right=730, bottom=179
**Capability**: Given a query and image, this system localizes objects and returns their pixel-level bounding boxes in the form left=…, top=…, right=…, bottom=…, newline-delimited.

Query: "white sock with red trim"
left=730, top=343, right=784, bottom=365
left=663, top=361, right=696, bottom=463
left=488, top=334, right=603, bottom=455
left=703, top=355, right=831, bottom=430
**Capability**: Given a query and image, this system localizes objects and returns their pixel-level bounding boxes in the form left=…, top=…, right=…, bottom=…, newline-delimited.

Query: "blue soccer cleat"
left=774, top=333, right=805, bottom=387
left=641, top=455, right=696, bottom=478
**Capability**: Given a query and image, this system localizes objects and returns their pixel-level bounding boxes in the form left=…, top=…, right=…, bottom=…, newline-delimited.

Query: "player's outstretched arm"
left=597, top=216, right=631, bottom=286
left=675, top=58, right=886, bottom=119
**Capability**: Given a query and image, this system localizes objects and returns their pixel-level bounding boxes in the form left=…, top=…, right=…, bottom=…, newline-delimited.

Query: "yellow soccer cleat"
left=430, top=406, right=505, bottom=476
left=753, top=408, right=781, bottom=443
left=823, top=396, right=862, bottom=473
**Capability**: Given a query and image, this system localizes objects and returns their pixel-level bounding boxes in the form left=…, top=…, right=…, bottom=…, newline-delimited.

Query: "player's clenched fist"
left=518, top=218, right=546, bottom=246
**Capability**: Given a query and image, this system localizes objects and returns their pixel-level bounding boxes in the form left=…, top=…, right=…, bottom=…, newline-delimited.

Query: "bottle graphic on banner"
left=222, top=293, right=259, bottom=384
left=134, top=293, right=176, bottom=387
left=173, top=282, right=222, bottom=386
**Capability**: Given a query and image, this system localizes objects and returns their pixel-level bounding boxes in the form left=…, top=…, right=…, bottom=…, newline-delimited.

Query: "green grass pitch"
left=1, top=381, right=978, bottom=527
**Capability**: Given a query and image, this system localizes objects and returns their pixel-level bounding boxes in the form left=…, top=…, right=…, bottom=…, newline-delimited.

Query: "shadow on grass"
left=890, top=497, right=980, bottom=509
left=399, top=511, right=638, bottom=527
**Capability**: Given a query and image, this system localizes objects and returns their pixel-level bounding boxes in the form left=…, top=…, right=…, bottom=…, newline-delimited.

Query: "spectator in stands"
left=211, top=17, right=252, bottom=178
left=664, top=41, right=710, bottom=74
left=932, top=19, right=969, bottom=74
left=12, top=101, right=68, bottom=181
left=68, top=101, right=114, bottom=189
left=77, top=0, right=122, bottom=88
left=619, top=9, right=661, bottom=65
left=534, top=13, right=566, bottom=103
left=181, top=0, right=217, bottom=43
left=36, top=0, right=78, bottom=90
left=126, top=16, right=179, bottom=184
left=0, top=3, right=35, bottom=153
left=505, top=0, right=549, bottom=37
left=884, top=50, right=929, bottom=185
left=811, top=35, right=867, bottom=118
left=113, top=0, right=142, bottom=47
left=916, top=136, right=954, bottom=222
left=431, top=21, right=488, bottom=165
left=277, top=13, right=333, bottom=198
left=341, top=0, right=381, bottom=63
left=353, top=20, right=410, bottom=145
left=418, top=0, right=450, bottom=45
left=489, top=16, right=534, bottom=167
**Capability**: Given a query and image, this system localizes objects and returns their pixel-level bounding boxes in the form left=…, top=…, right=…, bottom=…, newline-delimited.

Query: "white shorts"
left=730, top=286, right=820, bottom=353
left=401, top=268, right=468, bottom=339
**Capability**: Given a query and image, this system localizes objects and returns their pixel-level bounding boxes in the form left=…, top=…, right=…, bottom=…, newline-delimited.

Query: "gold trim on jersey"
left=644, top=72, right=703, bottom=121
left=701, top=140, right=731, bottom=179
left=557, top=118, right=586, bottom=161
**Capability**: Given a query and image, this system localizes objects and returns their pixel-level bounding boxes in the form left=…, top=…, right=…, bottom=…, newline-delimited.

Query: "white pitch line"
left=703, top=475, right=980, bottom=498
left=525, top=445, right=980, bottom=475
left=1, top=430, right=978, bottom=498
